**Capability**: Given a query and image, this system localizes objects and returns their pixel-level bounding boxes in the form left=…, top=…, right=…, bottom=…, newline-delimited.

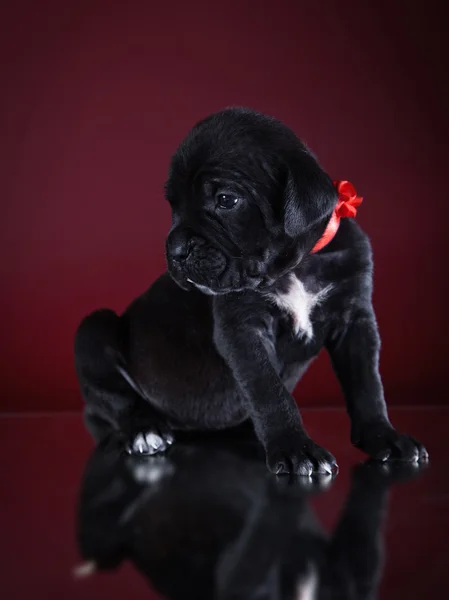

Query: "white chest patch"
left=267, top=275, right=332, bottom=340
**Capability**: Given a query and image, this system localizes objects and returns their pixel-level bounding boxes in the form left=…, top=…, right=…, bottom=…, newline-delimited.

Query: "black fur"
left=74, top=107, right=427, bottom=474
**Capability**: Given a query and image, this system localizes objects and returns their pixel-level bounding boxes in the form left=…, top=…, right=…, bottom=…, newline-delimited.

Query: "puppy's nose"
left=166, top=228, right=192, bottom=263
left=170, top=242, right=190, bottom=262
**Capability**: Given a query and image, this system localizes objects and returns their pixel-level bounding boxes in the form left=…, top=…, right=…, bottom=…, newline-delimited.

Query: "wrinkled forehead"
left=170, top=145, right=283, bottom=199
left=197, top=166, right=274, bottom=199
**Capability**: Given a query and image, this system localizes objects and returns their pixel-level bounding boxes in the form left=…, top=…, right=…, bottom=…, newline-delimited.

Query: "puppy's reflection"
left=75, top=436, right=425, bottom=599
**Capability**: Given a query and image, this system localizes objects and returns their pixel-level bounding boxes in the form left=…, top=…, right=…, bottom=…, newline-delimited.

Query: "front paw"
left=266, top=434, right=337, bottom=476
left=352, top=422, right=429, bottom=463
left=126, top=427, right=174, bottom=456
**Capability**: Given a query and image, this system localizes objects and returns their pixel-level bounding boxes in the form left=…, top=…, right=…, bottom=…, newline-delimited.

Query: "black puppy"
left=74, top=107, right=428, bottom=475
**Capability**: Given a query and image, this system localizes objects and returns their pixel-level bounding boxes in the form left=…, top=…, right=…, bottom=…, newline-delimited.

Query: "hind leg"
left=74, top=309, right=174, bottom=455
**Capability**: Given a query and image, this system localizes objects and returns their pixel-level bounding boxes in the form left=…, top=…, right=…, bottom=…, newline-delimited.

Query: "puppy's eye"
left=216, top=193, right=240, bottom=209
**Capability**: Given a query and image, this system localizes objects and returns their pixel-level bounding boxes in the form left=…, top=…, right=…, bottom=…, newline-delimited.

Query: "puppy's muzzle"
left=166, top=226, right=227, bottom=290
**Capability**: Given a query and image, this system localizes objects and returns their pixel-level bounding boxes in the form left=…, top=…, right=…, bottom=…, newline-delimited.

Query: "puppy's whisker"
left=227, top=253, right=244, bottom=260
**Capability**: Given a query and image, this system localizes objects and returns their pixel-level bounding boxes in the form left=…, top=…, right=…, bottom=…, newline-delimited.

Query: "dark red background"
left=1, top=0, right=448, bottom=412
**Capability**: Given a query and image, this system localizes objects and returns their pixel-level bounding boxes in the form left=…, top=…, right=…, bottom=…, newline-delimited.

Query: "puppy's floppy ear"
left=283, top=156, right=337, bottom=238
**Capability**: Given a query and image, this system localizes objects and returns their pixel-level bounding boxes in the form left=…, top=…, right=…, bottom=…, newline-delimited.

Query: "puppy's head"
left=165, top=108, right=337, bottom=294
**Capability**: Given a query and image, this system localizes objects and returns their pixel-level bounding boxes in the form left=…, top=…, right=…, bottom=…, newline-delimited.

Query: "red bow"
left=311, top=180, right=363, bottom=253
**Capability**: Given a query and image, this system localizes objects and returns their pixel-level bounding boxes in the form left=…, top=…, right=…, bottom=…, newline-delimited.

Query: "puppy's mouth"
left=174, top=273, right=261, bottom=296
left=186, top=278, right=218, bottom=296
left=169, top=263, right=263, bottom=296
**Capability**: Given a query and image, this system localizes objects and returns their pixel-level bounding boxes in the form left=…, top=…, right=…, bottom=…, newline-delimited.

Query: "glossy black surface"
left=0, top=408, right=448, bottom=599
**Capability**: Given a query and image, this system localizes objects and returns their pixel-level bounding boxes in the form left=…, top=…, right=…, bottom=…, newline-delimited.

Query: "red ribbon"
left=311, top=180, right=363, bottom=253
